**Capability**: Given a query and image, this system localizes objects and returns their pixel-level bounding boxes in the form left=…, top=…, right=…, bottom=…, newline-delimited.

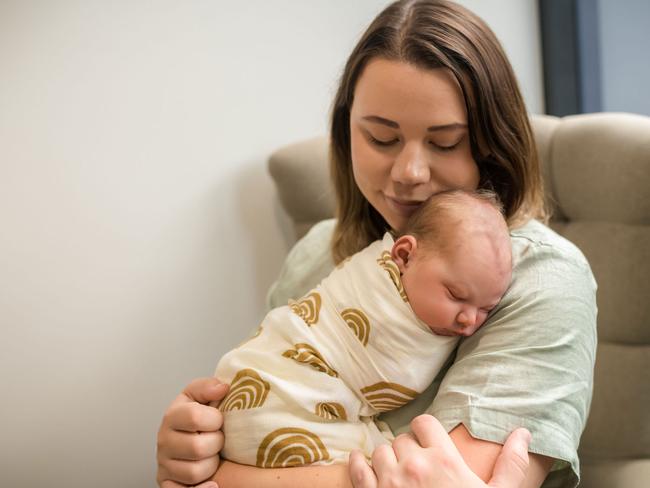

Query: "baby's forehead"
left=429, top=221, right=512, bottom=275
left=431, top=211, right=508, bottom=249
left=409, top=190, right=512, bottom=263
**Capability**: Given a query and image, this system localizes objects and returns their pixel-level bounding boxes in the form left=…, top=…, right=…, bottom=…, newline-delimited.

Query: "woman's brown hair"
left=330, top=0, right=547, bottom=263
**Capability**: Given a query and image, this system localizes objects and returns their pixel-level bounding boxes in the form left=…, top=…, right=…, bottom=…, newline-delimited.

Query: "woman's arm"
left=154, top=371, right=551, bottom=488
left=212, top=416, right=540, bottom=488
left=213, top=461, right=353, bottom=488
left=449, top=424, right=554, bottom=487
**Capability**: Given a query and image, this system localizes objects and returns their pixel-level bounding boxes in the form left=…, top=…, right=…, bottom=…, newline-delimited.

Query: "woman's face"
left=350, top=58, right=479, bottom=232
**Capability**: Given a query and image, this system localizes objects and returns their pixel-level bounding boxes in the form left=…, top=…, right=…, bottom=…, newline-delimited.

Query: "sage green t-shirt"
left=266, top=219, right=597, bottom=488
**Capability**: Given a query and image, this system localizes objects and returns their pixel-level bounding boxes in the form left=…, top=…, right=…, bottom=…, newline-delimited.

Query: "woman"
left=156, top=1, right=597, bottom=487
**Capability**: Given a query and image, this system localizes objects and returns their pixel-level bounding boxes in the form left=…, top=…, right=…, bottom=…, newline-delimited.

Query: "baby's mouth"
left=429, top=326, right=457, bottom=336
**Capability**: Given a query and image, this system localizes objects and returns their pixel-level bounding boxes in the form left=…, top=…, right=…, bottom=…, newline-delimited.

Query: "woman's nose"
left=391, top=143, right=429, bottom=185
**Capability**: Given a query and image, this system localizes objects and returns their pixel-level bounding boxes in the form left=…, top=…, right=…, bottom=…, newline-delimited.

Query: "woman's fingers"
left=166, top=401, right=225, bottom=433
left=488, top=428, right=531, bottom=488
left=157, top=379, right=229, bottom=486
left=371, top=443, right=398, bottom=477
left=391, top=432, right=420, bottom=461
left=160, top=429, right=225, bottom=461
left=158, top=456, right=221, bottom=486
left=182, top=377, right=230, bottom=405
left=409, top=414, right=454, bottom=451
left=349, top=450, right=378, bottom=488
left=158, top=403, right=224, bottom=465
left=356, top=416, right=532, bottom=488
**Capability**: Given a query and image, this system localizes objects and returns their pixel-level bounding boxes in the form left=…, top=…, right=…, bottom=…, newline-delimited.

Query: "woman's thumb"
left=488, top=428, right=531, bottom=488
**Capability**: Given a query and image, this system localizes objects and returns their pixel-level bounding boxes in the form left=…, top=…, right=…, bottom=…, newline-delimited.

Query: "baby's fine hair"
left=402, top=189, right=506, bottom=254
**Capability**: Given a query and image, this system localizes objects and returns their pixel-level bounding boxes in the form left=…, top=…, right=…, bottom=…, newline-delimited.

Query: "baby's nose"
left=456, top=309, right=477, bottom=328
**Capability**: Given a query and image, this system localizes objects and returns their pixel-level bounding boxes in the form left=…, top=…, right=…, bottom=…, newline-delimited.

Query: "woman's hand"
left=156, top=377, right=229, bottom=488
left=349, top=415, right=531, bottom=488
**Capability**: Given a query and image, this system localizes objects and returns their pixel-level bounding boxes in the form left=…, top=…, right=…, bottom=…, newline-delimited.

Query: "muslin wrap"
left=214, top=233, right=458, bottom=467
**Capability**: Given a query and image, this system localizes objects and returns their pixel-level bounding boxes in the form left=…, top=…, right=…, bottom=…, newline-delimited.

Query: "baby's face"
left=394, top=235, right=511, bottom=337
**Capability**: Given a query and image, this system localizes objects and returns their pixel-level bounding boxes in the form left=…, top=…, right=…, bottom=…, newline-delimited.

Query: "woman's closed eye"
left=429, top=135, right=464, bottom=152
left=369, top=134, right=399, bottom=147
left=430, top=140, right=461, bottom=152
left=365, top=130, right=464, bottom=151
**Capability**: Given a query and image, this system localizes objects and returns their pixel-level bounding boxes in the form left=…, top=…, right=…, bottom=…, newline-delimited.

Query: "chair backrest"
left=268, top=112, right=650, bottom=487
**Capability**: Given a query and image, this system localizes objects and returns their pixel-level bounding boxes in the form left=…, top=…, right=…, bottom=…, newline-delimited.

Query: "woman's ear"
left=391, top=235, right=418, bottom=273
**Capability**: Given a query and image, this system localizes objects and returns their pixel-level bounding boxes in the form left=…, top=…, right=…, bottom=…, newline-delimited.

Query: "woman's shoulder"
left=430, top=220, right=598, bottom=487
left=265, top=219, right=336, bottom=309
left=286, top=219, right=337, bottom=270
left=510, top=219, right=594, bottom=278
left=505, top=219, right=597, bottom=320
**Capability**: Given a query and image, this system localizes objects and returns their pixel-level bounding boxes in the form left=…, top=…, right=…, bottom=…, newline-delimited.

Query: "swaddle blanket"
left=214, top=233, right=458, bottom=467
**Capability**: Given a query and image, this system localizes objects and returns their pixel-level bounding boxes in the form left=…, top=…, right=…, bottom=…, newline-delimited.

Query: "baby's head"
left=391, top=190, right=512, bottom=337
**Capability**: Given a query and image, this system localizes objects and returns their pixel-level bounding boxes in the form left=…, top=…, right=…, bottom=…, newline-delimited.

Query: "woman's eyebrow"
left=361, top=115, right=467, bottom=132
left=362, top=115, right=399, bottom=128
left=427, top=122, right=467, bottom=133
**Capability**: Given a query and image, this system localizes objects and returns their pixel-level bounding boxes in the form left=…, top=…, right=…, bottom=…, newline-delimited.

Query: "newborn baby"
left=213, top=190, right=512, bottom=467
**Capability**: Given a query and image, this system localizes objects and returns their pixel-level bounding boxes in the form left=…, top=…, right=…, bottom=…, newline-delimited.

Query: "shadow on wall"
left=234, top=157, right=292, bottom=312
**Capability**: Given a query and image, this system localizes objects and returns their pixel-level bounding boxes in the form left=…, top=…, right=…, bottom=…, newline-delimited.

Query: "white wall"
left=0, top=1, right=542, bottom=486
left=457, top=0, right=545, bottom=114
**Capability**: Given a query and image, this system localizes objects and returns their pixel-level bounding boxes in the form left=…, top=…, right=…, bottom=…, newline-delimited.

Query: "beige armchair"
left=268, top=113, right=650, bottom=487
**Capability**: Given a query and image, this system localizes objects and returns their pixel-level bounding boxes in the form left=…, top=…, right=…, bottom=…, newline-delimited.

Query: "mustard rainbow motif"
left=314, top=402, right=348, bottom=421
left=256, top=427, right=330, bottom=467
left=360, top=381, right=419, bottom=412
left=282, top=343, right=339, bottom=378
left=340, top=308, right=370, bottom=346
left=377, top=251, right=409, bottom=302
left=289, top=292, right=322, bottom=326
left=220, top=369, right=270, bottom=412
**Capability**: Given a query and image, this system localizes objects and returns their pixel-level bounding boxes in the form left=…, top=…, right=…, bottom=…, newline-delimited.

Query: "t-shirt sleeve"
left=429, top=224, right=598, bottom=488
left=266, top=219, right=336, bottom=310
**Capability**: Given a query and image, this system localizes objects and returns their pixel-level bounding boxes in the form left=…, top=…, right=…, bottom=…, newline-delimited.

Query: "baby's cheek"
left=413, top=300, right=442, bottom=330
left=432, top=301, right=456, bottom=330
left=474, top=314, right=489, bottom=331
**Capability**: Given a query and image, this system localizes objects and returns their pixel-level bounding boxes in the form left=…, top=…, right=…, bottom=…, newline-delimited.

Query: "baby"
left=213, top=189, right=512, bottom=468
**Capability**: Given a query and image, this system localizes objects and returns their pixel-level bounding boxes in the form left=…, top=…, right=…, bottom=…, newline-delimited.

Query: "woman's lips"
left=384, top=195, right=425, bottom=217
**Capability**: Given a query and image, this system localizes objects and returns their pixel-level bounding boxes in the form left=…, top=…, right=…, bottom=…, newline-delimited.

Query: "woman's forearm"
left=450, top=424, right=554, bottom=487
left=212, top=425, right=553, bottom=488
left=212, top=460, right=353, bottom=488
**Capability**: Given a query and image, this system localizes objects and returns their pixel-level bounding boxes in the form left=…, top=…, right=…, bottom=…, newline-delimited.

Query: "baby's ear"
left=391, top=235, right=418, bottom=273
